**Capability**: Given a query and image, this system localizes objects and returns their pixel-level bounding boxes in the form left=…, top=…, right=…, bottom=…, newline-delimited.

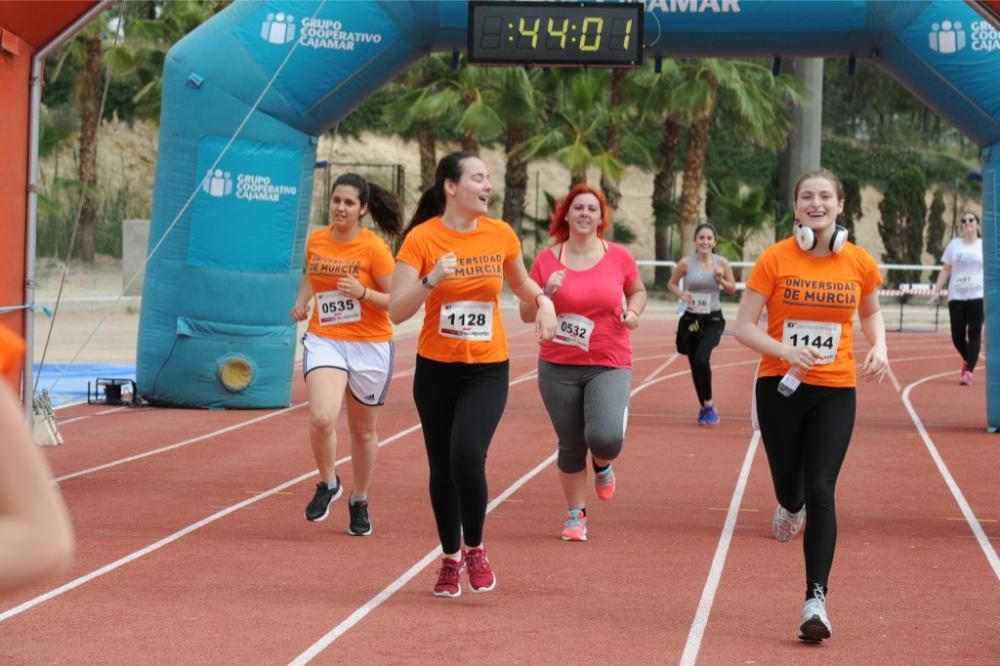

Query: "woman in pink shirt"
left=520, top=184, right=647, bottom=542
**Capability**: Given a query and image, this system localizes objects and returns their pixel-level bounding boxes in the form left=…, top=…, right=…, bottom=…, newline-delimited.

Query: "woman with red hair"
left=520, top=184, right=646, bottom=542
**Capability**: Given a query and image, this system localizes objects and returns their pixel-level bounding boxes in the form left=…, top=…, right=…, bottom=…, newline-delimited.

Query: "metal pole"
left=24, top=0, right=114, bottom=421
left=777, top=58, right=824, bottom=240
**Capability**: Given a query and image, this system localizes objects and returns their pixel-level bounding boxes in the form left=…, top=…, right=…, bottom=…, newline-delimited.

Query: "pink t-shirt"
left=529, top=242, right=638, bottom=368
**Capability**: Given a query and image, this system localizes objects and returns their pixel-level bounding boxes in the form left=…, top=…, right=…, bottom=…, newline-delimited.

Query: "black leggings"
left=755, top=377, right=856, bottom=592
left=948, top=299, right=984, bottom=372
left=413, top=355, right=509, bottom=554
left=686, top=317, right=725, bottom=405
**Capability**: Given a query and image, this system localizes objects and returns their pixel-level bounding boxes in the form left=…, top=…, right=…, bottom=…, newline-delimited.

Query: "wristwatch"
left=421, top=275, right=435, bottom=289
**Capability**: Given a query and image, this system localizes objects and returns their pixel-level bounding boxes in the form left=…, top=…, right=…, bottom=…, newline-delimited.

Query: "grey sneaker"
left=772, top=505, right=805, bottom=543
left=347, top=497, right=373, bottom=536
left=799, top=586, right=832, bottom=643
left=304, top=477, right=342, bottom=522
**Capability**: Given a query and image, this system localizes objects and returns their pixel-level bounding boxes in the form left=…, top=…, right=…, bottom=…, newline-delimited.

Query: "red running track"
left=1, top=315, right=997, bottom=664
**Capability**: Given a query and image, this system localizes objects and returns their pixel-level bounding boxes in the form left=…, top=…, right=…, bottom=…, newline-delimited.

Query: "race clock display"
left=468, top=1, right=643, bottom=67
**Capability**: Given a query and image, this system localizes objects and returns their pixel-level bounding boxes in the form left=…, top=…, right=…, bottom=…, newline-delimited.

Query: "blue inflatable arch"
left=138, top=0, right=1000, bottom=423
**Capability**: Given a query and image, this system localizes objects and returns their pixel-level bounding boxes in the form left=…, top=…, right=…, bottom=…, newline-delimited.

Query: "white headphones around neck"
left=795, top=221, right=848, bottom=254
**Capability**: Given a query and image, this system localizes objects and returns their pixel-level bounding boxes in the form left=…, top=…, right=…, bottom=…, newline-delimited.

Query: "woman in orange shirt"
left=390, top=151, right=556, bottom=598
left=291, top=173, right=402, bottom=536
left=734, top=169, right=889, bottom=643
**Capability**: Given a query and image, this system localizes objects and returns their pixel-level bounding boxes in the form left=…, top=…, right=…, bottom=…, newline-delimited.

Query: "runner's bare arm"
left=504, top=255, right=556, bottom=340
left=0, top=383, right=74, bottom=594
left=858, top=291, right=889, bottom=381
left=389, top=253, right=456, bottom=324
left=291, top=274, right=313, bottom=321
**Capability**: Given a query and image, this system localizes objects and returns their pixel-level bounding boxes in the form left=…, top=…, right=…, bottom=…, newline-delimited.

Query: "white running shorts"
left=302, top=333, right=394, bottom=406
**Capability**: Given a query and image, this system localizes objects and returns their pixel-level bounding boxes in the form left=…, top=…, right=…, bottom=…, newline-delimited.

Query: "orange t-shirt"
left=395, top=216, right=521, bottom=364
left=746, top=237, right=882, bottom=387
left=305, top=227, right=395, bottom=342
left=0, top=324, right=26, bottom=392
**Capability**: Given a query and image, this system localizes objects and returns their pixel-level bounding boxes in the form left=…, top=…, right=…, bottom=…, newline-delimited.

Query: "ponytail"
left=402, top=150, right=477, bottom=239
left=331, top=173, right=402, bottom=237
left=366, top=182, right=402, bottom=237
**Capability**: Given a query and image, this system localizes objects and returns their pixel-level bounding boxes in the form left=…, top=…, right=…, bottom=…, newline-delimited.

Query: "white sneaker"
left=772, top=505, right=805, bottom=543
left=798, top=587, right=832, bottom=643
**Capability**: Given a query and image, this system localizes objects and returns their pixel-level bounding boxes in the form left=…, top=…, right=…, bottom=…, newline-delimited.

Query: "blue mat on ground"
left=33, top=364, right=136, bottom=407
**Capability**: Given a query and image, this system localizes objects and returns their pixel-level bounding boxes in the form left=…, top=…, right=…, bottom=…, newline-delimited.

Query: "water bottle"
left=777, top=367, right=802, bottom=397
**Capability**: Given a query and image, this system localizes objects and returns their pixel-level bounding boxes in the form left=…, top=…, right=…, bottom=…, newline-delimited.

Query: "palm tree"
left=383, top=55, right=454, bottom=190
left=707, top=178, right=769, bottom=280
left=123, top=1, right=220, bottom=121
left=671, top=59, right=803, bottom=257
left=485, top=67, right=541, bottom=236
left=402, top=54, right=505, bottom=156
left=518, top=70, right=624, bottom=187
left=634, top=59, right=684, bottom=285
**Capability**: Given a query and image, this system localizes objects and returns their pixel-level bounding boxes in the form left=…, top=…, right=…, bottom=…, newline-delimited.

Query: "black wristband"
left=421, top=275, right=435, bottom=290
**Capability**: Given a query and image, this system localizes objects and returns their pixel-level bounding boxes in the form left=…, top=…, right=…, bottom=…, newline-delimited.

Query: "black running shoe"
left=304, top=477, right=342, bottom=522
left=348, top=498, right=373, bottom=536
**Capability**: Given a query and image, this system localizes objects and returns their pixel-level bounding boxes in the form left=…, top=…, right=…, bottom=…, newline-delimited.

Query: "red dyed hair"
left=549, top=183, right=610, bottom=242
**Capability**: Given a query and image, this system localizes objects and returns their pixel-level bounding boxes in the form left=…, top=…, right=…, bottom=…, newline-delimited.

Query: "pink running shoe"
left=960, top=370, right=973, bottom=386
left=561, top=509, right=588, bottom=542
left=594, top=465, right=616, bottom=501
left=465, top=546, right=496, bottom=593
left=432, top=555, right=463, bottom=598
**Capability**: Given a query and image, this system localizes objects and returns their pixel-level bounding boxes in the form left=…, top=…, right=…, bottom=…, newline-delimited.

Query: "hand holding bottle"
left=778, top=345, right=823, bottom=397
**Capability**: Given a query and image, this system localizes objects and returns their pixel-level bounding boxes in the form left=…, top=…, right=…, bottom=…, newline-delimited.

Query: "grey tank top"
left=685, top=253, right=722, bottom=312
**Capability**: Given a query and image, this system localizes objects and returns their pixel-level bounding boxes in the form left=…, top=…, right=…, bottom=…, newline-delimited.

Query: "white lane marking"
left=58, top=406, right=129, bottom=425
left=2, top=359, right=541, bottom=623
left=0, top=423, right=422, bottom=623
left=901, top=371, right=1000, bottom=581
left=642, top=354, right=678, bottom=384
left=54, top=363, right=418, bottom=482
left=289, top=451, right=560, bottom=666
left=679, top=431, right=761, bottom=666
left=54, top=403, right=308, bottom=483
left=288, top=369, right=714, bottom=663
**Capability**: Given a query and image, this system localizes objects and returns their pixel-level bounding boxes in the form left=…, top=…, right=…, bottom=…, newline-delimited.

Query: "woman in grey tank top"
left=667, top=222, right=736, bottom=425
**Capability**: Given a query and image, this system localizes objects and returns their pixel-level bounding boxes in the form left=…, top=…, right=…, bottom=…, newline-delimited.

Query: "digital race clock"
left=468, top=1, right=644, bottom=67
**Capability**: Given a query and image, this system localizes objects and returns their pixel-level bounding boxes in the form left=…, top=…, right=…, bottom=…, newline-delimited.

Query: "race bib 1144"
left=781, top=319, right=841, bottom=365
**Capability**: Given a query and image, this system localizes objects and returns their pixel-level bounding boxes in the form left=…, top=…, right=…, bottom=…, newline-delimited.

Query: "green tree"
left=518, top=70, right=625, bottom=187
left=707, top=178, right=768, bottom=281
left=926, top=190, right=947, bottom=277
left=486, top=67, right=541, bottom=236
left=841, top=176, right=862, bottom=243
left=382, top=55, right=454, bottom=190
left=672, top=59, right=803, bottom=258
left=634, top=59, right=684, bottom=286
left=878, top=165, right=928, bottom=287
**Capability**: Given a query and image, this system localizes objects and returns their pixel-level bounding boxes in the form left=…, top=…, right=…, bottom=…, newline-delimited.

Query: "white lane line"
left=59, top=405, right=129, bottom=425
left=901, top=371, right=1000, bottom=581
left=0, top=423, right=422, bottom=623
left=289, top=369, right=716, bottom=663
left=54, top=403, right=308, bottom=483
left=289, top=451, right=560, bottom=666
left=679, top=431, right=761, bottom=666
left=2, top=359, right=540, bottom=623
left=54, top=363, right=418, bottom=482
left=641, top=354, right=678, bottom=384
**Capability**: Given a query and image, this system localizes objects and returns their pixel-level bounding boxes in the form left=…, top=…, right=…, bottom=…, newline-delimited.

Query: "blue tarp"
left=34, top=364, right=136, bottom=407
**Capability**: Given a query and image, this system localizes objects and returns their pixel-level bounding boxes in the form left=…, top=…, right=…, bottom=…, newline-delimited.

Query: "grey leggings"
left=537, top=360, right=631, bottom=474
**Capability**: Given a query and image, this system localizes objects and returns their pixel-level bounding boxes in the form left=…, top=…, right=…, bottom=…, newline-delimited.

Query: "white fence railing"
left=636, top=260, right=948, bottom=332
